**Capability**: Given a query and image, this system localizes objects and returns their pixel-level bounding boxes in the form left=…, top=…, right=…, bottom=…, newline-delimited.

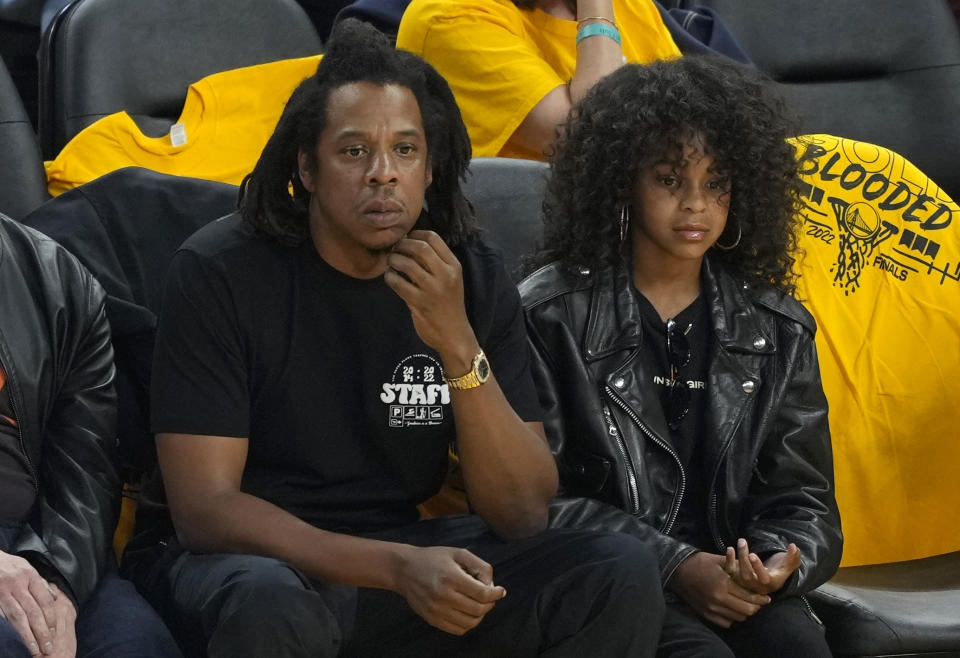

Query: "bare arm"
left=157, top=432, right=506, bottom=634
left=511, top=0, right=624, bottom=155
left=386, top=231, right=558, bottom=539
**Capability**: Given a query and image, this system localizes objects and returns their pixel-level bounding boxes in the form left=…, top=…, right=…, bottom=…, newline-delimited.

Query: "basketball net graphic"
left=829, top=197, right=898, bottom=295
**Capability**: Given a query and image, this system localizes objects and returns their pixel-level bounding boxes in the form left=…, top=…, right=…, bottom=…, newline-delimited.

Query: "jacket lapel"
left=702, top=259, right=776, bottom=474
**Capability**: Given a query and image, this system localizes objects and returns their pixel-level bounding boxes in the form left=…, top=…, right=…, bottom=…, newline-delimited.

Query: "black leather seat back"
left=0, top=57, right=49, bottom=219
left=38, top=0, right=323, bottom=157
left=462, top=157, right=549, bottom=280
left=682, top=0, right=960, bottom=203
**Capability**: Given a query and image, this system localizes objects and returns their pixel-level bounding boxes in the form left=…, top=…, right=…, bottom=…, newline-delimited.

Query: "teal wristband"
left=576, top=23, right=622, bottom=46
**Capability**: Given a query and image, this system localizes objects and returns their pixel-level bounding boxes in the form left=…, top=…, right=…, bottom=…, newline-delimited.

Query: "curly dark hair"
left=239, top=18, right=478, bottom=247
left=532, top=55, right=803, bottom=294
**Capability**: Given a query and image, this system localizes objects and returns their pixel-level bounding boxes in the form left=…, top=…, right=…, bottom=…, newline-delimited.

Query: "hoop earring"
left=619, top=205, right=630, bottom=243
left=715, top=217, right=741, bottom=250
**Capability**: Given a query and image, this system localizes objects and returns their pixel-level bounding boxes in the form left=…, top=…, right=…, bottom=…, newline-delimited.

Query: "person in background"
left=128, top=19, right=664, bottom=657
left=397, top=0, right=680, bottom=160
left=0, top=212, right=181, bottom=658
left=521, top=56, right=842, bottom=657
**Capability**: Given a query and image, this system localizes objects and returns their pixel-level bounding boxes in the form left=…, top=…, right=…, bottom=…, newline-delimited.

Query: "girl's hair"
left=239, top=18, right=477, bottom=247
left=531, top=55, right=803, bottom=294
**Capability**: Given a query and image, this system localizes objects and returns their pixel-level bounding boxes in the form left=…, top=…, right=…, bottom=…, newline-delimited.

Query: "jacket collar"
left=583, top=256, right=776, bottom=361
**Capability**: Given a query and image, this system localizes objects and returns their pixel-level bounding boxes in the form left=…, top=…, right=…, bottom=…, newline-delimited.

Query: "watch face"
left=476, top=356, right=491, bottom=382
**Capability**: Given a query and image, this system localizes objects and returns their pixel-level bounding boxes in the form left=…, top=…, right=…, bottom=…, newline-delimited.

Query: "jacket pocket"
left=564, top=451, right=612, bottom=496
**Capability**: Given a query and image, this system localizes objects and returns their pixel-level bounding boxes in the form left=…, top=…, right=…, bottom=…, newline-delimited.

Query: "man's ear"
left=424, top=158, right=433, bottom=189
left=298, top=151, right=315, bottom=193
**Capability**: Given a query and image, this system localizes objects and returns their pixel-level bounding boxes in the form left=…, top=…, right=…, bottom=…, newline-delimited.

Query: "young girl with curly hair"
left=521, top=55, right=842, bottom=656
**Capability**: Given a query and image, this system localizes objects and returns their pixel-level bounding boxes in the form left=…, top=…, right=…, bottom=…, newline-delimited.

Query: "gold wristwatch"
left=444, top=351, right=491, bottom=390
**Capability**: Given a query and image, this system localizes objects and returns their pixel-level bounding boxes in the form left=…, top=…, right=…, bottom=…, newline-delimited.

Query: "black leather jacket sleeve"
left=13, top=253, right=119, bottom=606
left=738, top=329, right=842, bottom=597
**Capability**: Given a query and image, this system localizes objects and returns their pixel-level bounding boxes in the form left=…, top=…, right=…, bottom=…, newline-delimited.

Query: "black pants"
left=657, top=596, right=830, bottom=658
left=162, top=515, right=664, bottom=658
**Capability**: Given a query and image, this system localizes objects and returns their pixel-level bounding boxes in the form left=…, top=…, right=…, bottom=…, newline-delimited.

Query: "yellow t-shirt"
left=792, top=135, right=960, bottom=566
left=397, top=0, right=680, bottom=160
left=45, top=55, right=323, bottom=196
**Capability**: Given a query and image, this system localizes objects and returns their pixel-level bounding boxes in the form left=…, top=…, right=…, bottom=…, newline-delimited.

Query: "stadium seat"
left=0, top=55, right=48, bottom=219
left=37, top=0, right=323, bottom=157
left=810, top=552, right=960, bottom=657
left=677, top=0, right=960, bottom=205
left=462, top=157, right=548, bottom=280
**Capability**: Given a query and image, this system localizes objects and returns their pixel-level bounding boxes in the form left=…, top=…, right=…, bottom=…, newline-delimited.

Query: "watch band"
left=445, top=351, right=490, bottom=390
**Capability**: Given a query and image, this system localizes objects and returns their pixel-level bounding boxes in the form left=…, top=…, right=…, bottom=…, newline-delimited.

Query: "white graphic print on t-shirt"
left=380, top=353, right=450, bottom=428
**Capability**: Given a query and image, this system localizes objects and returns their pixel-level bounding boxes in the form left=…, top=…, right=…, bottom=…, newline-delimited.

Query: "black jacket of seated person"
left=521, top=255, right=843, bottom=595
left=20, top=167, right=239, bottom=483
left=0, top=212, right=118, bottom=606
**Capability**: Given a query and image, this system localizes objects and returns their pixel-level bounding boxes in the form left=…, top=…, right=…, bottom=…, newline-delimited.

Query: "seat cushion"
left=808, top=551, right=960, bottom=656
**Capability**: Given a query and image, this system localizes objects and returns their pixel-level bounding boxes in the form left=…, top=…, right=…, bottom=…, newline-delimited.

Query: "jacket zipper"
left=801, top=594, right=823, bottom=626
left=605, top=386, right=685, bottom=534
left=601, top=403, right=640, bottom=514
left=709, top=491, right=724, bottom=551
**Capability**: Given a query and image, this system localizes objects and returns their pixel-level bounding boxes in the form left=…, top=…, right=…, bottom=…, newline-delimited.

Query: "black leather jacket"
left=0, top=214, right=118, bottom=605
left=521, top=257, right=842, bottom=596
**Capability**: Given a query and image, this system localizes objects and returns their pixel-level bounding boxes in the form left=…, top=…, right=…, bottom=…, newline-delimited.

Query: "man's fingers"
left=427, top=613, right=476, bottom=636
left=383, top=268, right=419, bottom=303
left=386, top=251, right=428, bottom=288
left=445, top=590, right=499, bottom=619
left=453, top=550, right=495, bottom=588
left=390, top=237, right=439, bottom=275
left=451, top=569, right=504, bottom=604
left=0, top=596, right=44, bottom=656
left=19, top=593, right=54, bottom=656
left=27, top=578, right=58, bottom=633
left=406, top=230, right=458, bottom=266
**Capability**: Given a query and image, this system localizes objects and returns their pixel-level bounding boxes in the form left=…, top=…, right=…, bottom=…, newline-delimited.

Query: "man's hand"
left=43, top=585, right=76, bottom=658
left=384, top=230, right=475, bottom=359
left=668, top=551, right=771, bottom=629
left=392, top=545, right=506, bottom=635
left=725, top=538, right=802, bottom=596
left=0, top=551, right=59, bottom=656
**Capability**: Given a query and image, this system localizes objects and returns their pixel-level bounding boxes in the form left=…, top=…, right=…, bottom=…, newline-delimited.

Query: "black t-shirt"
left=0, top=365, right=35, bottom=526
left=151, top=214, right=542, bottom=534
left=634, top=290, right=715, bottom=551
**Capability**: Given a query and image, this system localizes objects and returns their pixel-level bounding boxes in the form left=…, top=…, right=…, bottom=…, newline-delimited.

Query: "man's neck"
left=314, top=244, right=391, bottom=280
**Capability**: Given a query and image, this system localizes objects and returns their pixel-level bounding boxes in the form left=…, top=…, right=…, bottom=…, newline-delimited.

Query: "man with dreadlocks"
left=134, top=19, right=663, bottom=658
